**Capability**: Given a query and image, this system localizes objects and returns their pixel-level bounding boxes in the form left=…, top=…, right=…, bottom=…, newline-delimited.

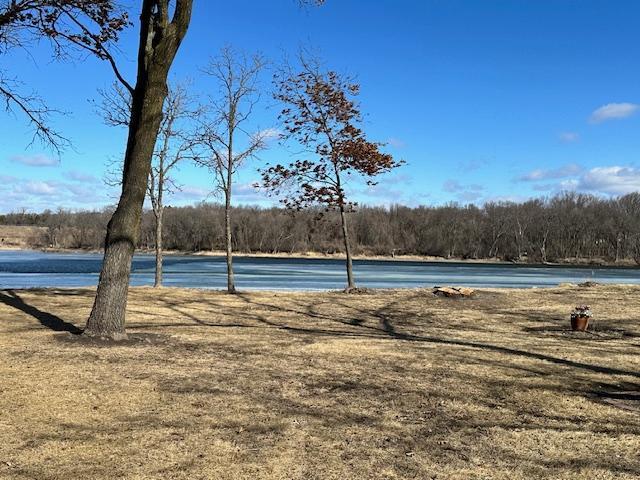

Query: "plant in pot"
left=570, top=305, right=591, bottom=331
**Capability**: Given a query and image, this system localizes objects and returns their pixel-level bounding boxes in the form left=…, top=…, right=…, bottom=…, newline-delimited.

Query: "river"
left=0, top=250, right=638, bottom=290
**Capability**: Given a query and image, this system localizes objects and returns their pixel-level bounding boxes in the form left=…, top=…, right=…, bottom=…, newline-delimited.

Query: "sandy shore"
left=189, top=249, right=512, bottom=263
left=1, top=285, right=639, bottom=479
left=3, top=245, right=639, bottom=267
left=0, top=244, right=507, bottom=263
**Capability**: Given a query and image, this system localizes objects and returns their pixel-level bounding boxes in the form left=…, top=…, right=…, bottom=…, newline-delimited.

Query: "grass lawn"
left=1, top=285, right=639, bottom=479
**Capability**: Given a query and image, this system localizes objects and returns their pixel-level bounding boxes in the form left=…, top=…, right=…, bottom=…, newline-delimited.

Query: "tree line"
left=4, top=191, right=640, bottom=264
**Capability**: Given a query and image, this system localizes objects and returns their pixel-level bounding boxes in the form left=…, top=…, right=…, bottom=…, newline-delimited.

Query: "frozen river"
left=0, top=250, right=638, bottom=290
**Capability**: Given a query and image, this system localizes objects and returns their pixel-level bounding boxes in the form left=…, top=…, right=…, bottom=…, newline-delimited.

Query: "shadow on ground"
left=0, top=289, right=82, bottom=334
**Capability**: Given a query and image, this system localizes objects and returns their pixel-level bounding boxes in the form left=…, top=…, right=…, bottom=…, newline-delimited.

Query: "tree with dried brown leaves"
left=260, top=59, right=402, bottom=290
left=198, top=46, right=268, bottom=294
left=0, top=0, right=129, bottom=151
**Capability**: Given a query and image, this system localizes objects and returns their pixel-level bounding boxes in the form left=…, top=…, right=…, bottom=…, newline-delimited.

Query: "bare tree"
left=260, top=57, right=402, bottom=291
left=97, top=81, right=201, bottom=287
left=148, top=85, right=201, bottom=286
left=0, top=0, right=129, bottom=151
left=198, top=46, right=268, bottom=294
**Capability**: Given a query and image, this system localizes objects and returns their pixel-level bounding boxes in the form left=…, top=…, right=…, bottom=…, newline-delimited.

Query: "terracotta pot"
left=571, top=314, right=590, bottom=332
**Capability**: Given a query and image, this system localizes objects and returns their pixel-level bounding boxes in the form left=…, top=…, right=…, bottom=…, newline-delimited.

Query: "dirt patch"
left=1, top=285, right=640, bottom=479
left=53, top=331, right=171, bottom=347
left=341, top=286, right=374, bottom=294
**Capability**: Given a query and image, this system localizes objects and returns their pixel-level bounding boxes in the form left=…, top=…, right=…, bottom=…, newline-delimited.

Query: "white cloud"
left=0, top=177, right=115, bottom=213
left=363, top=184, right=403, bottom=198
left=531, top=183, right=558, bottom=192
left=166, top=183, right=269, bottom=206
left=381, top=173, right=411, bottom=186
left=442, top=179, right=484, bottom=202
left=67, top=171, right=99, bottom=183
left=578, top=166, right=640, bottom=195
left=525, top=166, right=640, bottom=197
left=171, top=185, right=211, bottom=200
left=66, top=184, right=95, bottom=197
left=233, top=183, right=266, bottom=203
left=558, top=132, right=579, bottom=143
left=457, top=190, right=483, bottom=202
left=589, top=103, right=639, bottom=124
left=516, top=163, right=582, bottom=182
left=558, top=179, right=579, bottom=191
left=443, top=179, right=483, bottom=193
left=10, top=154, right=58, bottom=167
left=22, top=181, right=58, bottom=195
left=350, top=174, right=419, bottom=207
left=256, top=128, right=282, bottom=142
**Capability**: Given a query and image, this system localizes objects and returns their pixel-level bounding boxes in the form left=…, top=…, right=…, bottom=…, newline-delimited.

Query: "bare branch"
left=198, top=45, right=269, bottom=195
left=97, top=79, right=204, bottom=210
left=0, top=0, right=131, bottom=149
left=94, top=81, right=131, bottom=127
left=0, top=74, right=69, bottom=152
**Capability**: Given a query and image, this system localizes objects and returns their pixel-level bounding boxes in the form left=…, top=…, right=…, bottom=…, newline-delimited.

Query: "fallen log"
left=433, top=286, right=475, bottom=298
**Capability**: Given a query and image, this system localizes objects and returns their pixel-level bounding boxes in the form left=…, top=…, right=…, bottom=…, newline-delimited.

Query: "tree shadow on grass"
left=226, top=292, right=640, bottom=381
left=107, top=288, right=640, bottom=381
left=0, top=289, right=82, bottom=334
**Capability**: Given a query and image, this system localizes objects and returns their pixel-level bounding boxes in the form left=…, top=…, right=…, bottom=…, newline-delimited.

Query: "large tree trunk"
left=85, top=83, right=165, bottom=338
left=339, top=205, right=355, bottom=290
left=85, top=0, right=192, bottom=339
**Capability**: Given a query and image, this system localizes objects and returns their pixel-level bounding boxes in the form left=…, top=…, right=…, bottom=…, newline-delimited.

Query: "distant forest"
left=2, top=191, right=640, bottom=265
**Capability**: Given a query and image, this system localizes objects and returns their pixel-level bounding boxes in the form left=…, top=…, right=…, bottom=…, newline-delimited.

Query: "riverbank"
left=0, top=244, right=508, bottom=263
left=1, top=285, right=639, bottom=479
left=2, top=244, right=639, bottom=267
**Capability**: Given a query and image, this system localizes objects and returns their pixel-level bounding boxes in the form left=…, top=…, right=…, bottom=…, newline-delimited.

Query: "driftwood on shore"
left=432, top=286, right=475, bottom=298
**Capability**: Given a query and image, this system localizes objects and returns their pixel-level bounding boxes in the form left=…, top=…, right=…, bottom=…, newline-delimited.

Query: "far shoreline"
left=1, top=245, right=639, bottom=269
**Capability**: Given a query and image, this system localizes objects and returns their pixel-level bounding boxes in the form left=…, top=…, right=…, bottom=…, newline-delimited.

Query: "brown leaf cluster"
left=1, top=1, right=129, bottom=56
left=261, top=62, right=402, bottom=212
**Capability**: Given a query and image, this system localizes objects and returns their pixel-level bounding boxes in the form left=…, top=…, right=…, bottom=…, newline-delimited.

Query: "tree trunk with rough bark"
left=334, top=167, right=355, bottom=290
left=224, top=187, right=235, bottom=293
left=339, top=205, right=355, bottom=290
left=85, top=0, right=192, bottom=339
left=225, top=114, right=236, bottom=294
left=154, top=205, right=163, bottom=287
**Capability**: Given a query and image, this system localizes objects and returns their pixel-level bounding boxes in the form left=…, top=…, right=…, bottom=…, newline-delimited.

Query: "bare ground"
left=1, top=285, right=639, bottom=479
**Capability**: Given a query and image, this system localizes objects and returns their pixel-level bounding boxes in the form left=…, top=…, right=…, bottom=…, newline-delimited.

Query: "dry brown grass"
left=1, top=285, right=639, bottom=479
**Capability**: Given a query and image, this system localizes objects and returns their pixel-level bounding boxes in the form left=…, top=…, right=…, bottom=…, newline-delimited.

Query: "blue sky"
left=1, top=0, right=639, bottom=213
